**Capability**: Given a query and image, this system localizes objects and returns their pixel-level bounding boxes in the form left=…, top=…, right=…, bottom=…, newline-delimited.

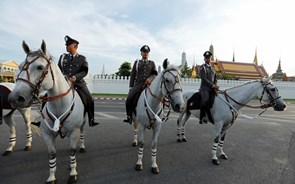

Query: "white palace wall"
left=86, top=76, right=295, bottom=99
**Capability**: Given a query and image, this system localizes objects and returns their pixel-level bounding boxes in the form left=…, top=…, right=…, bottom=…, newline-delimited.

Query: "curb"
left=94, top=97, right=126, bottom=101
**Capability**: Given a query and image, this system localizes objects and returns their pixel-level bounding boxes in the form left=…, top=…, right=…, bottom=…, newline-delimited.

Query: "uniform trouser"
left=200, top=90, right=215, bottom=120
left=125, top=83, right=144, bottom=117
left=76, top=84, right=95, bottom=123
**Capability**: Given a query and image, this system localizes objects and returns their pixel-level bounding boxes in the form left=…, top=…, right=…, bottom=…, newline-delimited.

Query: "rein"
left=144, top=68, right=181, bottom=125
left=223, top=90, right=272, bottom=109
left=40, top=86, right=73, bottom=102
left=223, top=81, right=279, bottom=109
left=17, top=51, right=77, bottom=135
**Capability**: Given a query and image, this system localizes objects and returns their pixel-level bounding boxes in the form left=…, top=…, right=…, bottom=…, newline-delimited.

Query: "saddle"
left=187, top=92, right=215, bottom=124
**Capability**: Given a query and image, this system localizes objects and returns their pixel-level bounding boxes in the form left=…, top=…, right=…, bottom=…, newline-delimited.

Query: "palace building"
left=191, top=44, right=268, bottom=80
left=0, top=60, right=18, bottom=82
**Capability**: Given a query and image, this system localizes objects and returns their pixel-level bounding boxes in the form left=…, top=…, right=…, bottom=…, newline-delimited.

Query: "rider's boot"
left=199, top=107, right=208, bottom=124
left=88, top=101, right=99, bottom=127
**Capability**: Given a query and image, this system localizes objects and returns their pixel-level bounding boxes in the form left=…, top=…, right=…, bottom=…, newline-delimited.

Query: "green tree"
left=116, top=61, right=131, bottom=77
left=180, top=62, right=192, bottom=78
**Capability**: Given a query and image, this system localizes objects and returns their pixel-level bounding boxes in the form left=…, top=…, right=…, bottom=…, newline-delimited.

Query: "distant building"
left=272, top=59, right=287, bottom=81
left=181, top=52, right=187, bottom=66
left=0, top=60, right=18, bottom=82
left=194, top=44, right=268, bottom=80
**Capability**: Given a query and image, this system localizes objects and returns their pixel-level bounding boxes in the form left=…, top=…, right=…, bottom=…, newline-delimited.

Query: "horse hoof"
left=177, top=139, right=182, bottom=142
left=220, top=154, right=228, bottom=160
left=3, top=151, right=12, bottom=156
left=212, top=159, right=220, bottom=165
left=132, top=142, right=138, bottom=147
left=80, top=148, right=86, bottom=153
left=151, top=167, right=160, bottom=174
left=24, top=146, right=32, bottom=151
left=67, top=175, right=78, bottom=183
left=46, top=180, right=57, bottom=184
left=182, top=138, right=187, bottom=142
left=135, top=164, right=143, bottom=171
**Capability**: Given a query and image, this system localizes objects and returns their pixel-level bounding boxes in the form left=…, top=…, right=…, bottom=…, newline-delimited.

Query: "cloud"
left=0, top=0, right=294, bottom=76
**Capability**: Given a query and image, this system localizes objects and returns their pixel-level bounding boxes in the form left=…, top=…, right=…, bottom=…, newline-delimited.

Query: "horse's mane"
left=225, top=80, right=259, bottom=91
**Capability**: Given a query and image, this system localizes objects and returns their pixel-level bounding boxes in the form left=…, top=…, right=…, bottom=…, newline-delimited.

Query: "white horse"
left=0, top=82, right=35, bottom=156
left=132, top=59, right=185, bottom=174
left=8, top=40, right=86, bottom=184
left=177, top=77, right=286, bottom=165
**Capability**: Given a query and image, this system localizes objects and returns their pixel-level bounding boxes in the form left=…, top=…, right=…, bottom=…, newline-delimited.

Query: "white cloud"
left=0, top=0, right=294, bottom=76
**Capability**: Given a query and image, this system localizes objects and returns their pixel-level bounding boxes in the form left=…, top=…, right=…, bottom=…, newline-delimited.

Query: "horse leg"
left=151, top=123, right=161, bottom=174
left=218, top=132, right=228, bottom=160
left=42, top=134, right=57, bottom=184
left=132, top=119, right=138, bottom=147
left=177, top=109, right=191, bottom=142
left=3, top=109, right=16, bottom=156
left=68, top=128, right=79, bottom=183
left=135, top=126, right=145, bottom=171
left=212, top=124, right=222, bottom=165
left=19, top=108, right=33, bottom=151
left=79, top=122, right=86, bottom=153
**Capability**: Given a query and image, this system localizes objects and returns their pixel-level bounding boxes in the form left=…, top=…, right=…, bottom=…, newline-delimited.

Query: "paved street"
left=0, top=100, right=295, bottom=184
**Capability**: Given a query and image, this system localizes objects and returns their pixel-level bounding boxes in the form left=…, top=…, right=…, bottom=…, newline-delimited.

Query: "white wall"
left=86, top=76, right=295, bottom=99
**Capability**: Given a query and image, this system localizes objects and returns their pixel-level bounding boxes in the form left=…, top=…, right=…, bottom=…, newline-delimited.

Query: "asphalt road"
left=0, top=100, right=295, bottom=184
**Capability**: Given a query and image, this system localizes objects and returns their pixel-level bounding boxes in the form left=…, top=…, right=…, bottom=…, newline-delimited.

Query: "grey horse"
left=177, top=77, right=286, bottom=165
left=9, top=40, right=86, bottom=183
left=132, top=59, right=185, bottom=174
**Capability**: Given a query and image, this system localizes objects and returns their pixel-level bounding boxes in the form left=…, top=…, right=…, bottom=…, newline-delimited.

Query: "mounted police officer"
left=199, top=51, right=219, bottom=124
left=123, top=45, right=158, bottom=124
left=58, top=35, right=99, bottom=127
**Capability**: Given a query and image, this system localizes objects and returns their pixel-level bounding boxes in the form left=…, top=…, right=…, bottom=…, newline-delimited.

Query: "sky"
left=0, top=0, right=294, bottom=77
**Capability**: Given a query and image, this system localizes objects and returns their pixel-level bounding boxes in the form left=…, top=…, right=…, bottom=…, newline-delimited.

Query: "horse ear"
left=163, top=58, right=169, bottom=70
left=40, top=40, right=47, bottom=54
left=22, top=41, right=31, bottom=54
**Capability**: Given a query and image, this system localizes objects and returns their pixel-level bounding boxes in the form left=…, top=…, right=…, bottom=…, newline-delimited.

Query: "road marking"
left=95, top=112, right=119, bottom=119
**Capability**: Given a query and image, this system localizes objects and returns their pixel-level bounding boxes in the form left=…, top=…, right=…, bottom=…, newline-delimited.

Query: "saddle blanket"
left=0, top=83, right=13, bottom=109
left=187, top=92, right=202, bottom=110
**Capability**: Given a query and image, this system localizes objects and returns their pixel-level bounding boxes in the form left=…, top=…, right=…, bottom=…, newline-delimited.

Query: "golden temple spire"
left=253, top=47, right=258, bottom=65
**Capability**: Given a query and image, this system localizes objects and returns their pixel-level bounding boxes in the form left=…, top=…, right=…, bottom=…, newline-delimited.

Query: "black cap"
left=64, top=35, right=79, bottom=45
left=203, top=51, right=212, bottom=58
left=140, top=45, right=150, bottom=52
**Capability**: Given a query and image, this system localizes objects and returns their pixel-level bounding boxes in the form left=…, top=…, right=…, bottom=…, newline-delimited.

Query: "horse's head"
left=160, top=59, right=185, bottom=112
left=8, top=40, right=54, bottom=108
left=258, top=76, right=286, bottom=111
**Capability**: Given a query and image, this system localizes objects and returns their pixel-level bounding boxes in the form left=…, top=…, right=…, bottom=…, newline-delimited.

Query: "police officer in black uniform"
left=199, top=51, right=219, bottom=124
left=58, top=35, right=99, bottom=127
left=123, top=45, right=158, bottom=124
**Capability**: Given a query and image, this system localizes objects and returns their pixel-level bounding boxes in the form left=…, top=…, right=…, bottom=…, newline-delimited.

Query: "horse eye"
left=37, top=66, right=44, bottom=70
left=270, top=88, right=276, bottom=91
left=165, top=79, right=169, bottom=83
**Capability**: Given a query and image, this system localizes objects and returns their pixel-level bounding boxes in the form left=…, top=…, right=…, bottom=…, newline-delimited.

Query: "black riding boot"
left=88, top=101, right=99, bottom=127
left=199, top=106, right=208, bottom=124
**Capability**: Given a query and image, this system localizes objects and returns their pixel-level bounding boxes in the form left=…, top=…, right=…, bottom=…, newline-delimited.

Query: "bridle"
left=144, top=68, right=182, bottom=124
left=147, top=68, right=182, bottom=104
left=224, top=80, right=281, bottom=109
left=16, top=51, right=72, bottom=103
left=160, top=68, right=183, bottom=100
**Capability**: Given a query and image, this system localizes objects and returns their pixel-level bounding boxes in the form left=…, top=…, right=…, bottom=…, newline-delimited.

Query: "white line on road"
left=95, top=112, right=119, bottom=119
